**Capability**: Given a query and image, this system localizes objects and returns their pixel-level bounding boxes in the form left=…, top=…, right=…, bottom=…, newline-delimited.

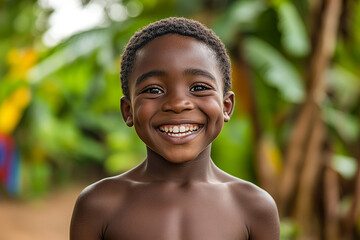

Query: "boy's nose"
left=161, top=93, right=194, bottom=113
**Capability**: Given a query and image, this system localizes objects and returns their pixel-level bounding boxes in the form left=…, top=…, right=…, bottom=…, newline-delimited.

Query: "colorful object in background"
left=0, top=133, right=20, bottom=196
left=0, top=48, right=36, bottom=135
left=0, top=48, right=36, bottom=197
left=0, top=87, right=31, bottom=135
left=6, top=48, right=38, bottom=80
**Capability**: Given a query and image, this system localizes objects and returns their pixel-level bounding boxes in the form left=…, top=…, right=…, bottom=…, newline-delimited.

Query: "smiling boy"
left=70, top=17, right=280, bottom=240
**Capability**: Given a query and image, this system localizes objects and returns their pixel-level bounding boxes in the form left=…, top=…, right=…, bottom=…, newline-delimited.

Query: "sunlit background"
left=0, top=0, right=359, bottom=239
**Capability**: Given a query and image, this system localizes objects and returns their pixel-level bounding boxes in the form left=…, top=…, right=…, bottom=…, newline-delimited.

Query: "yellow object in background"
left=9, top=87, right=31, bottom=109
left=6, top=48, right=38, bottom=80
left=0, top=48, right=37, bottom=135
left=0, top=87, right=31, bottom=134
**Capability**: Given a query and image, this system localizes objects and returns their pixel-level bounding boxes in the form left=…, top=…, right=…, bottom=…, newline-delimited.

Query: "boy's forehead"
left=131, top=34, right=220, bottom=78
left=136, top=34, right=216, bottom=59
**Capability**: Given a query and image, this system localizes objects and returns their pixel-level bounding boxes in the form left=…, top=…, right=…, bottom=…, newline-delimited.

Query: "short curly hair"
left=120, top=17, right=231, bottom=99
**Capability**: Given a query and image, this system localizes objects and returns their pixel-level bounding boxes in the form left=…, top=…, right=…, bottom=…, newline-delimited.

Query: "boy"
left=70, top=17, right=280, bottom=240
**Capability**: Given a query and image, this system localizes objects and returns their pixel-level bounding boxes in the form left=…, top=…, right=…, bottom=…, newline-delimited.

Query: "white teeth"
left=159, top=124, right=200, bottom=136
left=173, top=126, right=179, bottom=133
left=179, top=126, right=186, bottom=133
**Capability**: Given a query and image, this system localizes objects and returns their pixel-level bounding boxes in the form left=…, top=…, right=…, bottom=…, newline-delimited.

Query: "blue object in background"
left=0, top=133, right=20, bottom=197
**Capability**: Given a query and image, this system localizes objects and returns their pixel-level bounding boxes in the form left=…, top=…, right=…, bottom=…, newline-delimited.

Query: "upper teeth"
left=159, top=124, right=200, bottom=134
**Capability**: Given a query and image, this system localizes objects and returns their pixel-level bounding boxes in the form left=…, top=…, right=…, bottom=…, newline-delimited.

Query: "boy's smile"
left=159, top=123, right=201, bottom=137
left=121, top=34, right=234, bottom=163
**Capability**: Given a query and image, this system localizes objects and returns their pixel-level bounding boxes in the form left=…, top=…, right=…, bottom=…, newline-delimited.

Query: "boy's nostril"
left=162, top=98, right=194, bottom=113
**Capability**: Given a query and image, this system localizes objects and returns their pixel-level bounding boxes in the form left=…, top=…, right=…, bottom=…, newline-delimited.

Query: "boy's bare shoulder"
left=72, top=171, right=138, bottom=224
left=70, top=173, right=134, bottom=239
left=227, top=177, right=277, bottom=209
left=76, top=173, right=134, bottom=211
left=225, top=176, right=280, bottom=239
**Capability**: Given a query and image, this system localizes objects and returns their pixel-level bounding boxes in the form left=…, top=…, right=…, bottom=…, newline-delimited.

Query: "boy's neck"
left=139, top=146, right=219, bottom=183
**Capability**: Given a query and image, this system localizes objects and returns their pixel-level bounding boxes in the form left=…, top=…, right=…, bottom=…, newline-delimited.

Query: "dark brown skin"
left=70, top=34, right=280, bottom=240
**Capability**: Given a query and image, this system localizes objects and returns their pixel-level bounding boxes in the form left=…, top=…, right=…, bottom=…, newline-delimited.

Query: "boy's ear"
left=223, top=91, right=235, bottom=122
left=120, top=96, right=133, bottom=127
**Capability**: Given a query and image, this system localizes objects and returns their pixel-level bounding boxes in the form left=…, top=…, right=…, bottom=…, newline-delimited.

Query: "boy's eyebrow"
left=184, top=68, right=216, bottom=81
left=135, top=68, right=216, bottom=87
left=135, top=70, right=166, bottom=87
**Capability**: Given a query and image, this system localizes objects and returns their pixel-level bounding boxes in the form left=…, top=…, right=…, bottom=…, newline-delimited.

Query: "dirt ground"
left=0, top=184, right=86, bottom=240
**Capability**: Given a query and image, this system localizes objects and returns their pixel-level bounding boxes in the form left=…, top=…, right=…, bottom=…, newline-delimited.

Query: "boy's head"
left=120, top=17, right=231, bottom=99
left=120, top=17, right=235, bottom=163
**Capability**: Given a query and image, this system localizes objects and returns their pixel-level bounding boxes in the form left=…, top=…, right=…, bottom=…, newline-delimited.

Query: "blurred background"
left=0, top=0, right=359, bottom=239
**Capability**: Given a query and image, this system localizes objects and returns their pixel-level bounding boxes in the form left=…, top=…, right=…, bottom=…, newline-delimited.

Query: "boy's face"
left=121, top=34, right=234, bottom=163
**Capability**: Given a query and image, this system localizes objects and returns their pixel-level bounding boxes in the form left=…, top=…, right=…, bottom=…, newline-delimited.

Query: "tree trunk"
left=278, top=0, right=343, bottom=238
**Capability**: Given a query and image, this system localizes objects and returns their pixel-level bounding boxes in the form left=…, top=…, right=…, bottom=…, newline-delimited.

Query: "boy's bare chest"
left=103, top=184, right=249, bottom=240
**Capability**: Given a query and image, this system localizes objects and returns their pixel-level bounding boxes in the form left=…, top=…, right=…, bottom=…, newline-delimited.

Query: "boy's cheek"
left=132, top=103, right=156, bottom=137
left=133, top=103, right=154, bottom=123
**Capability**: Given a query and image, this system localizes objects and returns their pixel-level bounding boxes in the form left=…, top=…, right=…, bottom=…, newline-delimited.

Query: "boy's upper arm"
left=70, top=187, right=107, bottom=240
left=246, top=189, right=280, bottom=240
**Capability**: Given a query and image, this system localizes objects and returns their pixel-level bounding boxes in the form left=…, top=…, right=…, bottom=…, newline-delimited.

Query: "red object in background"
left=0, top=133, right=20, bottom=196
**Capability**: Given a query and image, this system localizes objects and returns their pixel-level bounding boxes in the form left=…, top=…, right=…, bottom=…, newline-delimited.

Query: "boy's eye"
left=190, top=84, right=212, bottom=92
left=141, top=87, right=164, bottom=94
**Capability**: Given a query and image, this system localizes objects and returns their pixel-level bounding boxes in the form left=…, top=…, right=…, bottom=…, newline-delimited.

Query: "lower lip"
left=157, top=127, right=203, bottom=144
